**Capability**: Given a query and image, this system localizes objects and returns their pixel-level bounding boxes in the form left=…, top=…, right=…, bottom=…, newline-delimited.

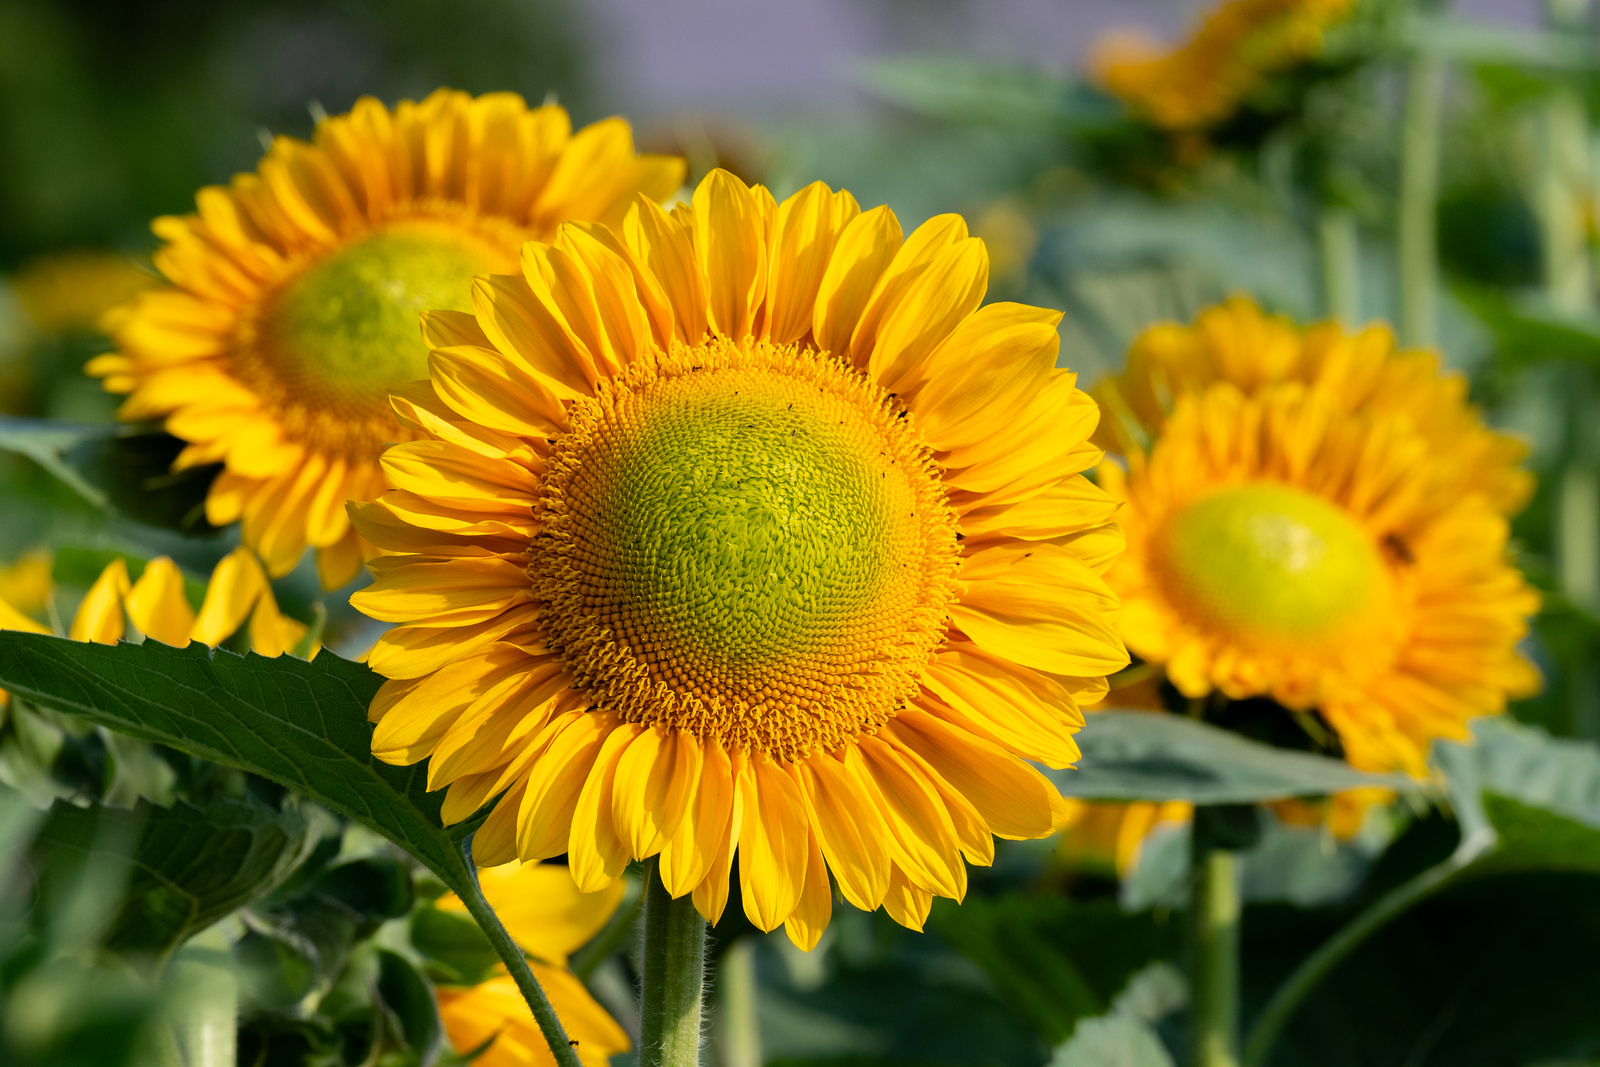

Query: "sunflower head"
left=350, top=169, right=1127, bottom=948
left=1097, top=297, right=1539, bottom=775
left=1091, top=0, right=1356, bottom=133
left=89, top=89, right=685, bottom=590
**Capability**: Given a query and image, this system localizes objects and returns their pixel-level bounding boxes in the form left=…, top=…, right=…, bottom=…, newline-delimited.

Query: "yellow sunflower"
left=350, top=169, right=1128, bottom=949
left=1094, top=297, right=1539, bottom=777
left=432, top=862, right=629, bottom=1067
left=1092, top=0, right=1354, bottom=134
left=0, top=546, right=308, bottom=674
left=88, top=90, right=685, bottom=590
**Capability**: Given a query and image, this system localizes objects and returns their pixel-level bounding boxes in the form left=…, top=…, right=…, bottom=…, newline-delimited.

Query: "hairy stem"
left=639, top=857, right=708, bottom=1067
left=1189, top=832, right=1240, bottom=1067
left=1397, top=52, right=1443, bottom=349
left=456, top=836, right=584, bottom=1067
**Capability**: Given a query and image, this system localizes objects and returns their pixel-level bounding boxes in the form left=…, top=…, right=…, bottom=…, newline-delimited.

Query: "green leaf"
left=411, top=904, right=500, bottom=987
left=1054, top=711, right=1414, bottom=804
left=930, top=894, right=1176, bottom=1045
left=0, top=416, right=112, bottom=509
left=0, top=632, right=481, bottom=898
left=376, top=949, right=444, bottom=1067
left=856, top=55, right=1087, bottom=129
left=31, top=792, right=314, bottom=960
left=1453, top=282, right=1600, bottom=368
left=1049, top=1015, right=1175, bottom=1067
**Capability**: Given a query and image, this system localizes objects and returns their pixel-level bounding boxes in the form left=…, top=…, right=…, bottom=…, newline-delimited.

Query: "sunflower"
left=350, top=170, right=1127, bottom=949
left=89, top=90, right=685, bottom=590
left=1056, top=798, right=1192, bottom=878
left=1093, top=297, right=1539, bottom=777
left=431, top=862, right=629, bottom=1067
left=1091, top=0, right=1354, bottom=134
left=0, top=547, right=309, bottom=656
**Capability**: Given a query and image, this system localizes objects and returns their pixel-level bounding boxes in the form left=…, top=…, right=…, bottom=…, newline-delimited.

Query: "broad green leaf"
left=857, top=55, right=1087, bottom=129
left=930, top=894, right=1176, bottom=1045
left=1049, top=1015, right=1175, bottom=1067
left=0, top=416, right=112, bottom=509
left=376, top=948, right=444, bottom=1067
left=1054, top=711, right=1414, bottom=804
left=31, top=793, right=313, bottom=960
left=0, top=632, right=480, bottom=897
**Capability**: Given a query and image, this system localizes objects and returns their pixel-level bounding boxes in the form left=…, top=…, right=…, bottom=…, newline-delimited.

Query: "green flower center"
left=262, top=222, right=503, bottom=405
left=1157, top=482, right=1386, bottom=642
left=533, top=342, right=961, bottom=760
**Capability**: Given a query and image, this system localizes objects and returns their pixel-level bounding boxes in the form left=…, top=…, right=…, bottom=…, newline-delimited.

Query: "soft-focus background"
left=7, top=2, right=1600, bottom=1066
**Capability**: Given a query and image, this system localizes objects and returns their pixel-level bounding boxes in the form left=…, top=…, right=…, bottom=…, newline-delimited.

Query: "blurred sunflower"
left=0, top=546, right=309, bottom=658
left=432, top=862, right=629, bottom=1067
left=89, top=90, right=684, bottom=590
left=1092, top=0, right=1354, bottom=134
left=351, top=170, right=1127, bottom=948
left=11, top=252, right=156, bottom=334
left=1093, top=297, right=1539, bottom=777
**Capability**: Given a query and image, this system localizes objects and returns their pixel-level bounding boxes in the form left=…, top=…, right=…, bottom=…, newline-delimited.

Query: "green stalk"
left=717, top=938, right=762, bottom=1067
left=1397, top=52, right=1444, bottom=349
left=639, top=857, right=708, bottom=1067
left=166, top=929, right=237, bottom=1067
left=1317, top=206, right=1360, bottom=326
left=1242, top=853, right=1467, bottom=1066
left=456, top=837, right=584, bottom=1067
left=1189, top=829, right=1241, bottom=1067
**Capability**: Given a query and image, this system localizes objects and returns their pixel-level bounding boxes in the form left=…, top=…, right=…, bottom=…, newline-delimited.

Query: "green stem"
left=717, top=938, right=762, bottom=1067
left=1241, top=853, right=1467, bottom=1066
left=1316, top=206, right=1360, bottom=326
left=456, top=836, right=584, bottom=1067
left=639, top=857, right=708, bottom=1067
left=1189, top=830, right=1240, bottom=1067
left=1397, top=52, right=1443, bottom=349
left=571, top=872, right=643, bottom=982
left=166, top=929, right=237, bottom=1067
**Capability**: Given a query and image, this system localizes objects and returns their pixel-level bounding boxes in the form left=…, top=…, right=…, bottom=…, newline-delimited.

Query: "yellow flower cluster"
left=1092, top=0, right=1355, bottom=132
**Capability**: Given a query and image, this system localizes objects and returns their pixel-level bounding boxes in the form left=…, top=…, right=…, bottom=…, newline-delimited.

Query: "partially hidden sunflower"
left=431, top=862, right=628, bottom=1067
left=1093, top=297, right=1539, bottom=778
left=1091, top=0, right=1355, bottom=134
left=0, top=546, right=310, bottom=676
left=89, top=90, right=685, bottom=590
left=349, top=169, right=1128, bottom=949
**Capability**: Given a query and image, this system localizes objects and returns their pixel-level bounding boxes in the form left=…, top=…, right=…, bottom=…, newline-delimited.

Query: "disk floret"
left=530, top=340, right=962, bottom=762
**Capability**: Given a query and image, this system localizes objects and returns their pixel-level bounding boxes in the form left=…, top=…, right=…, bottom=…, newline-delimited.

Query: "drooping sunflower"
left=1092, top=0, right=1355, bottom=134
left=1094, top=297, right=1539, bottom=777
left=430, top=862, right=629, bottom=1067
left=89, top=90, right=684, bottom=590
left=350, top=170, right=1128, bottom=949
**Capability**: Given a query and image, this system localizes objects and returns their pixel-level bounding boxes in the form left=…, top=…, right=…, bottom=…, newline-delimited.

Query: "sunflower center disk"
left=533, top=344, right=961, bottom=761
left=1156, top=482, right=1387, bottom=643
left=250, top=221, right=505, bottom=427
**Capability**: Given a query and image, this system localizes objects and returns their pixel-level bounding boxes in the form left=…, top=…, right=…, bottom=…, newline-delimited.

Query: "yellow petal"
left=68, top=558, right=131, bottom=645
left=797, top=749, right=890, bottom=911
left=890, top=707, right=1057, bottom=840
left=812, top=206, right=902, bottom=358
left=881, top=864, right=932, bottom=932
left=567, top=722, right=638, bottom=892
left=694, top=169, right=768, bottom=341
left=660, top=735, right=732, bottom=897
left=190, top=547, right=266, bottom=647
left=690, top=748, right=746, bottom=925
left=438, top=860, right=625, bottom=966
left=517, top=711, right=613, bottom=861
left=737, top=753, right=810, bottom=932
left=125, top=557, right=196, bottom=647
left=783, top=826, right=832, bottom=953
left=856, top=736, right=963, bottom=899
left=764, top=181, right=861, bottom=344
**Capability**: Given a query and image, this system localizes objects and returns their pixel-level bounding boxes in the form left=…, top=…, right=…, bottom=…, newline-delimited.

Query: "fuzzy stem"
left=456, top=836, right=584, bottom=1067
left=1317, top=206, right=1360, bottom=326
left=1398, top=52, right=1443, bottom=349
left=717, top=938, right=762, bottom=1067
left=1189, top=831, right=1241, bottom=1067
left=639, top=857, right=708, bottom=1067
